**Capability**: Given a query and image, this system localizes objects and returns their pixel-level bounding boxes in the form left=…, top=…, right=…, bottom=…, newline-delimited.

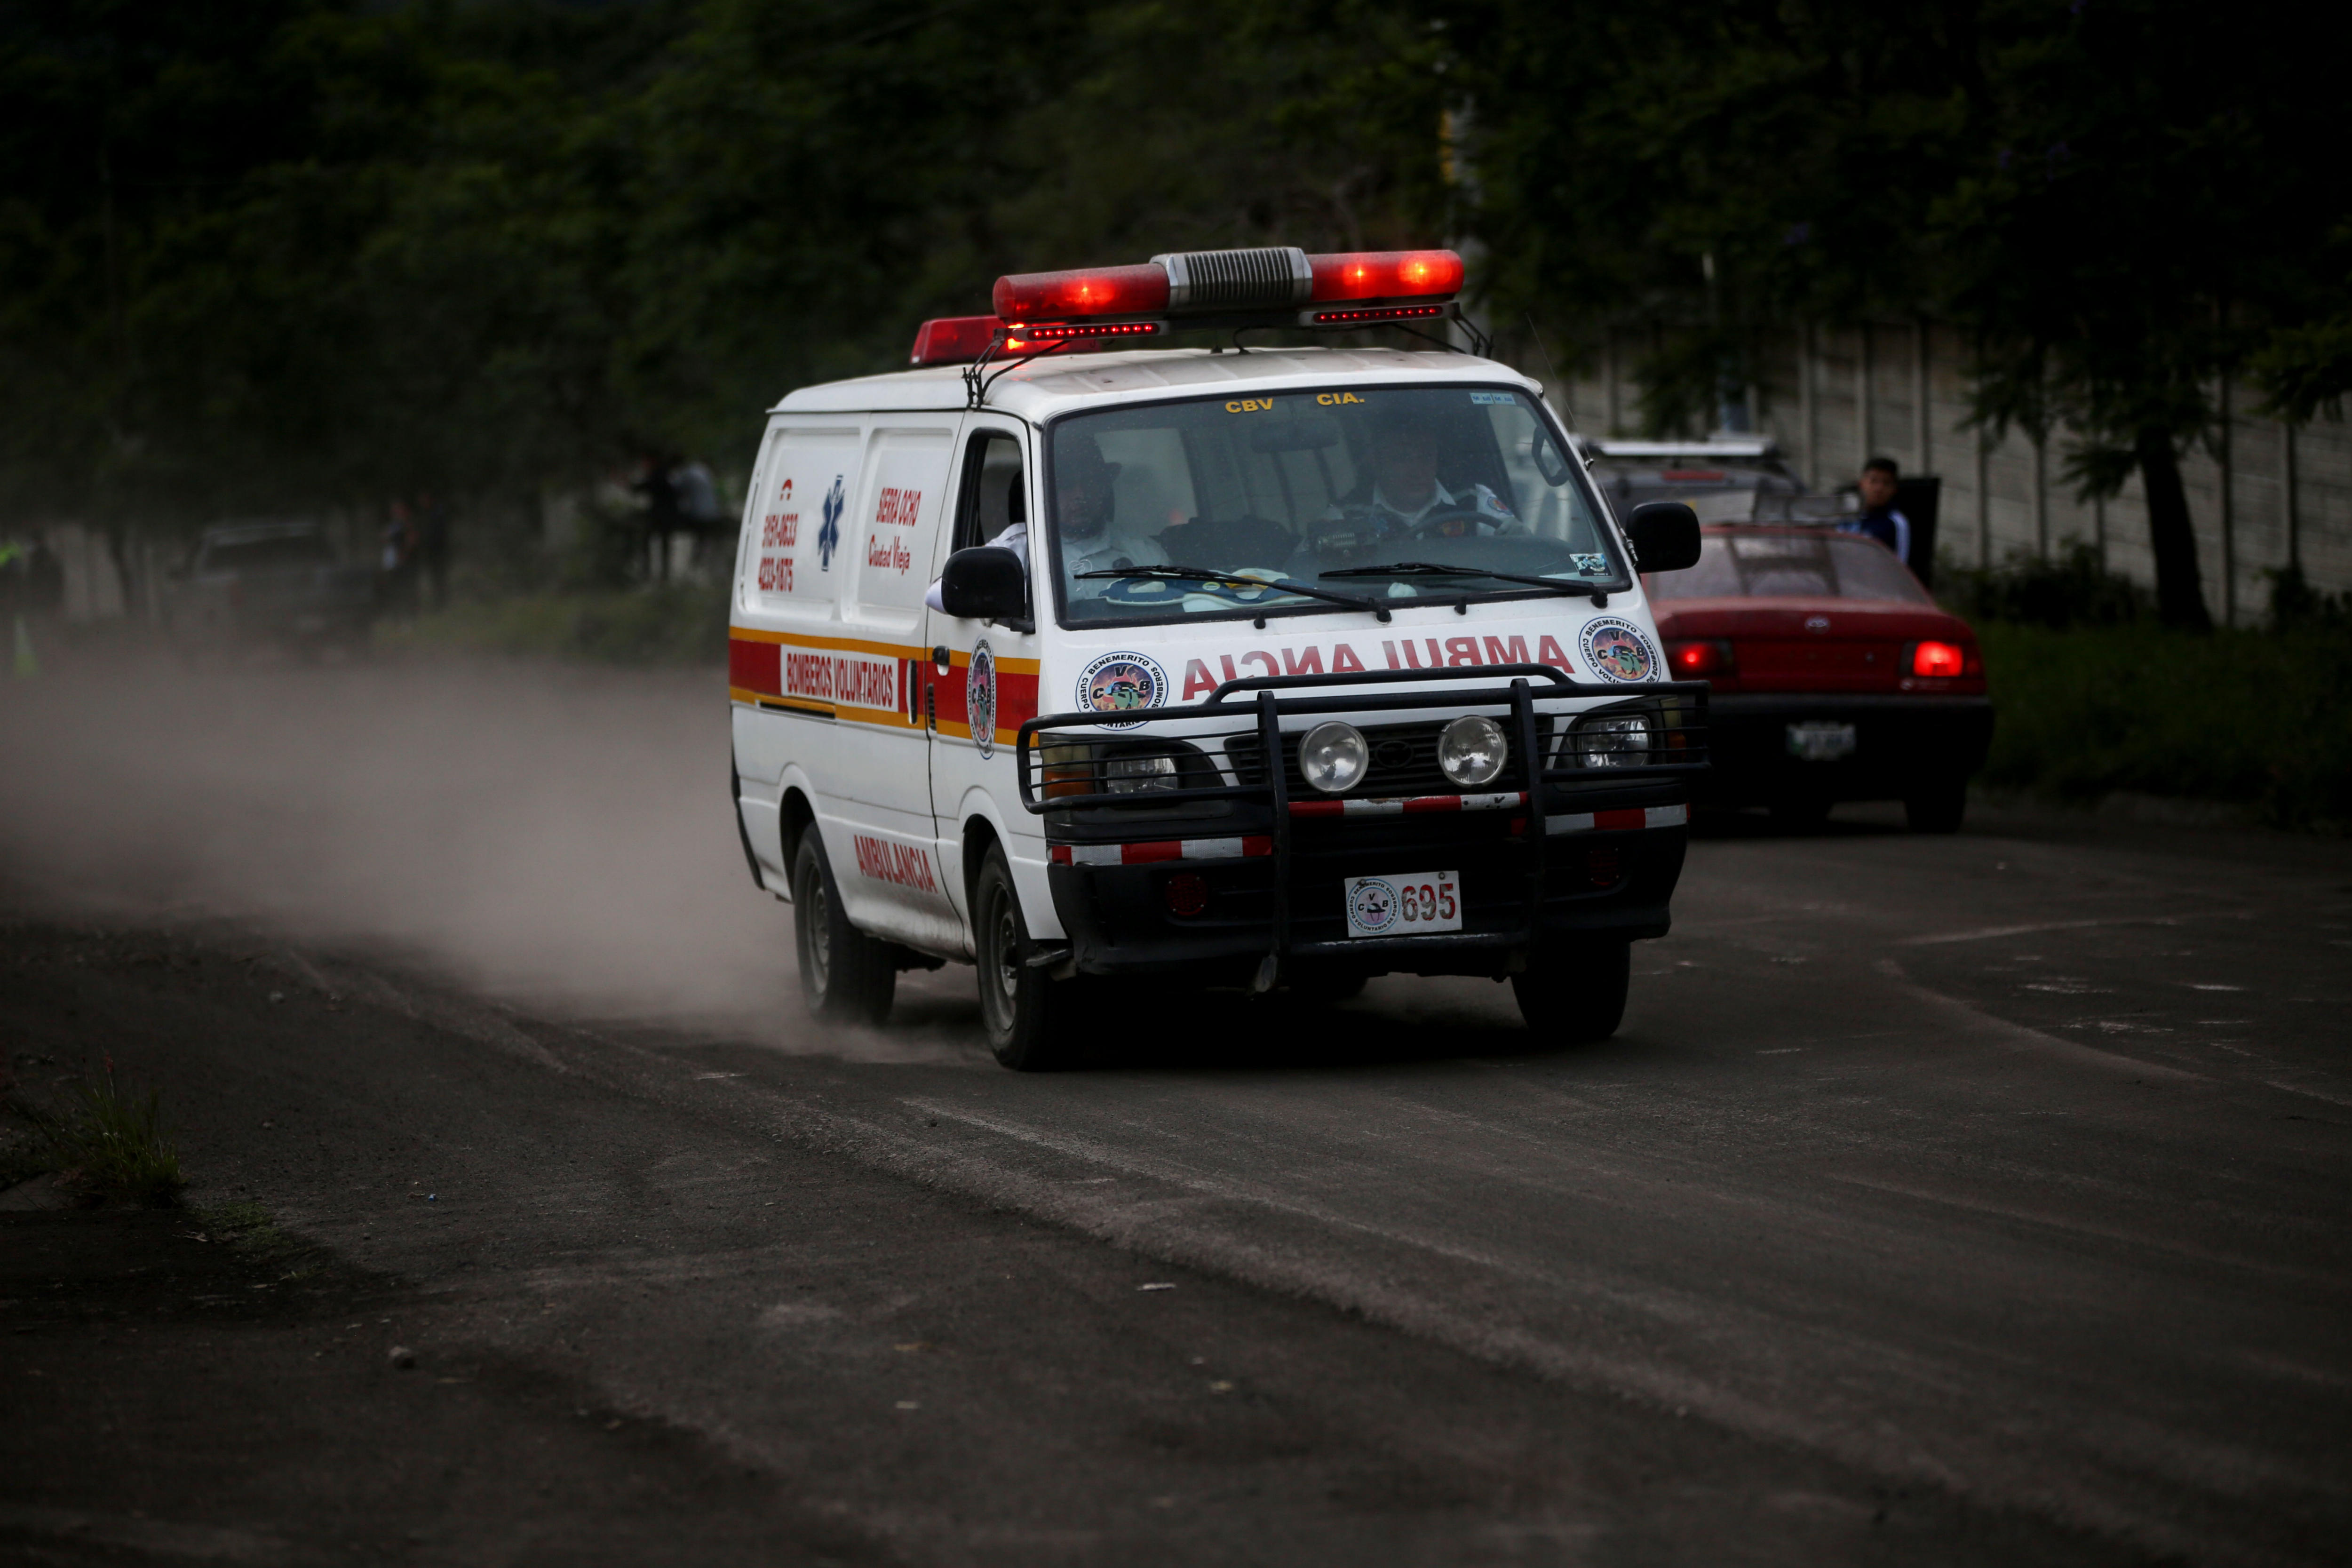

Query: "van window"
left=1043, top=385, right=1622, bottom=626
left=955, top=430, right=1025, bottom=552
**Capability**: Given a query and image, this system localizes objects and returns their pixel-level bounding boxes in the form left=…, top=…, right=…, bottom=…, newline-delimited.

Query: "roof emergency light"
left=992, top=247, right=1463, bottom=328
left=910, top=315, right=1002, bottom=366
left=917, top=246, right=1472, bottom=371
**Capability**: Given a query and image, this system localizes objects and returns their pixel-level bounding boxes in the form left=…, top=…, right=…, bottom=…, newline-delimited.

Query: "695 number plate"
left=1343, top=871, right=1462, bottom=939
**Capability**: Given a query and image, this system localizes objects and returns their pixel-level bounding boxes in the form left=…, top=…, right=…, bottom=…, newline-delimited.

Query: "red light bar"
left=1307, top=303, right=1450, bottom=327
left=910, top=315, right=1003, bottom=366
left=1307, top=249, right=1465, bottom=303
left=993, top=264, right=1169, bottom=323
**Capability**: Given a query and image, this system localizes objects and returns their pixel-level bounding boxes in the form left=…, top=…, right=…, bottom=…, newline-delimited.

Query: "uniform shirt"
left=1841, top=506, right=1912, bottom=566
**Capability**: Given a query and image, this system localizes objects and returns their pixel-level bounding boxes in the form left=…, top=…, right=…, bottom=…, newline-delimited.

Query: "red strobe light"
left=1911, top=639, right=1967, bottom=678
left=1307, top=303, right=1450, bottom=327
left=1002, top=320, right=1164, bottom=353
left=993, top=264, right=1171, bottom=323
left=1307, top=249, right=1466, bottom=303
left=910, top=315, right=1003, bottom=366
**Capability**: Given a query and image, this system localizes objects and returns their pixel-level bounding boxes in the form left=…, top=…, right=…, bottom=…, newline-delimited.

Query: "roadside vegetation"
left=3, top=1055, right=186, bottom=1207
left=1945, top=551, right=2352, bottom=832
left=386, top=583, right=729, bottom=668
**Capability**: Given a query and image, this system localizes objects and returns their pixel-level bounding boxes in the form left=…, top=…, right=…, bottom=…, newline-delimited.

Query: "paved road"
left=2, top=656, right=2346, bottom=1564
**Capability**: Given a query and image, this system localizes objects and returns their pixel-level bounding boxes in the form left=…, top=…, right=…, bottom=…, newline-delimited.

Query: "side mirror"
left=1624, top=501, right=1701, bottom=573
left=939, top=544, right=1027, bottom=622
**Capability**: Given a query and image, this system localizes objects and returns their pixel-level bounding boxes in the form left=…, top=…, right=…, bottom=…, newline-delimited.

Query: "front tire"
left=792, top=833, right=895, bottom=1025
left=973, top=844, right=1082, bottom=1071
left=1512, top=940, right=1631, bottom=1044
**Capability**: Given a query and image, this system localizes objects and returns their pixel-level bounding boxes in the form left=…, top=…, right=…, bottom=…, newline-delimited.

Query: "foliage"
left=391, top=583, right=730, bottom=666
left=1940, top=544, right=2148, bottom=630
left=13, top=1056, right=185, bottom=1206
left=1978, top=621, right=2352, bottom=831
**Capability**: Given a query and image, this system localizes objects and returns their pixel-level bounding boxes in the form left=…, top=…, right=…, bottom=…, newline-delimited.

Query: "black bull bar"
left=1014, top=666, right=1711, bottom=971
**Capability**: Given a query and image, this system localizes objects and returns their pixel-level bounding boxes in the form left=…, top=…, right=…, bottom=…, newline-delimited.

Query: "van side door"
left=922, top=416, right=1048, bottom=935
left=829, top=415, right=965, bottom=951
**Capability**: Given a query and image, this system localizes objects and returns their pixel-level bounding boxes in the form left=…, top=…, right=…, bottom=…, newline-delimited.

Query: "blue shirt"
left=1842, top=506, right=1911, bottom=565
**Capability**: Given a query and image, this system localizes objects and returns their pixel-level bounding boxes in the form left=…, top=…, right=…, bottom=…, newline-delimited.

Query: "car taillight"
left=1911, top=640, right=1967, bottom=678
left=1667, top=638, right=1734, bottom=677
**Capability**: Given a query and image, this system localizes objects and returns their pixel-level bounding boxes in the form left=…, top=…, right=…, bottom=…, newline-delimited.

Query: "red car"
left=1643, top=525, right=1991, bottom=832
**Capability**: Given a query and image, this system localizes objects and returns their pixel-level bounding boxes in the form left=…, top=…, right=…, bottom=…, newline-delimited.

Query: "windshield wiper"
left=1077, top=564, right=1391, bottom=622
left=1320, top=560, right=1608, bottom=605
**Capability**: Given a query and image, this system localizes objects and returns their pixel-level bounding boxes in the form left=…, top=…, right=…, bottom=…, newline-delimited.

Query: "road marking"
left=1869, top=962, right=2206, bottom=1082
left=1896, top=917, right=2175, bottom=947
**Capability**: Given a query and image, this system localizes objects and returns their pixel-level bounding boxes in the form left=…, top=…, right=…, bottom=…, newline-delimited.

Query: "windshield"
left=1646, top=531, right=1929, bottom=603
left=1044, top=385, right=1623, bottom=626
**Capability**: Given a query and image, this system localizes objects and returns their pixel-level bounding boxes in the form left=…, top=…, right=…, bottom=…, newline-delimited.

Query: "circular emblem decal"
left=1579, top=617, right=1659, bottom=683
left=1348, top=878, right=1400, bottom=935
left=967, top=639, right=997, bottom=759
left=1804, top=614, right=1832, bottom=633
left=1075, top=651, right=1168, bottom=730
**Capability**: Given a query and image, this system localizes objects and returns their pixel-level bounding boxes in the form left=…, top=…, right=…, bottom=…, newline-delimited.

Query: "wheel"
left=973, top=844, right=1083, bottom=1071
left=1512, top=940, right=1631, bottom=1043
left=1904, top=778, right=1968, bottom=834
left=792, top=832, right=895, bottom=1025
left=1769, top=795, right=1833, bottom=832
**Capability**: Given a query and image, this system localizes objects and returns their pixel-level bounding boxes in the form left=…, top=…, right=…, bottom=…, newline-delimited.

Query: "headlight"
left=1573, top=714, right=1652, bottom=768
left=1298, top=722, right=1369, bottom=794
left=1104, top=753, right=1179, bottom=794
left=1437, top=716, right=1507, bottom=787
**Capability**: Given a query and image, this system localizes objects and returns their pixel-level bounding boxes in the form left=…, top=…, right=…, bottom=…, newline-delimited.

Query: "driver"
left=1056, top=434, right=1165, bottom=585
left=1317, top=415, right=1518, bottom=550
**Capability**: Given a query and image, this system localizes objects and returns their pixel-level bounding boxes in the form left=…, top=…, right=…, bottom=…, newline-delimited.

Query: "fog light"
left=1437, top=716, right=1507, bottom=787
left=1298, top=722, right=1368, bottom=794
left=1163, top=872, right=1209, bottom=917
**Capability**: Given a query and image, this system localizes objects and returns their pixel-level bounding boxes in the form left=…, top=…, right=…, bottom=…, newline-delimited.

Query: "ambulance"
left=726, top=246, right=1708, bottom=1068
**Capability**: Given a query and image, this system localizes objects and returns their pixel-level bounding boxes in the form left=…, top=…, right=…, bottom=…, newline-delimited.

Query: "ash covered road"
left=2, top=654, right=2347, bottom=1566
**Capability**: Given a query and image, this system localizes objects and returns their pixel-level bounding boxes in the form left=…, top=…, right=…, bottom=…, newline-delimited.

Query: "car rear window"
left=1646, top=531, right=1928, bottom=603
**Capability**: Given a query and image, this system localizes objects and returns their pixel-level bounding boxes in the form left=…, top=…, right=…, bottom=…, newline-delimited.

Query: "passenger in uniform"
left=926, top=433, right=1164, bottom=612
left=1053, top=435, right=1165, bottom=583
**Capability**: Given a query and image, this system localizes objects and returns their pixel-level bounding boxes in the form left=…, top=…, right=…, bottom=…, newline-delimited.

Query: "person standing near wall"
left=1843, top=456, right=1913, bottom=570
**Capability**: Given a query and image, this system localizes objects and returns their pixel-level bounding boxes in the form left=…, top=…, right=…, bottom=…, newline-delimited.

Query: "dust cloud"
left=0, top=645, right=836, bottom=1032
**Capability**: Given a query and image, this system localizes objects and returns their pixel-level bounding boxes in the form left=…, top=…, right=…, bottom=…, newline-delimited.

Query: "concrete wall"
left=1564, top=323, right=2352, bottom=623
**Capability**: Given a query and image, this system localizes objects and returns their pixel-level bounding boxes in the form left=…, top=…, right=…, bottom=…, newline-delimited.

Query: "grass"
left=1974, top=621, right=2352, bottom=832
left=388, top=583, right=730, bottom=666
left=8, top=1056, right=186, bottom=1206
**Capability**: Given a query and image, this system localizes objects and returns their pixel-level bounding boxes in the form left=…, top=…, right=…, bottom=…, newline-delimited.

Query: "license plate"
left=1343, top=871, right=1462, bottom=939
left=1786, top=721, right=1857, bottom=763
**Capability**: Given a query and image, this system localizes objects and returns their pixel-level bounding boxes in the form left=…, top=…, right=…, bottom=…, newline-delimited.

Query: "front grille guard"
left=1014, top=666, right=1710, bottom=971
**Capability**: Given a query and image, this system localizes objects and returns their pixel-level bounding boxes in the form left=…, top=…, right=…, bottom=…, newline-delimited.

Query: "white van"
left=728, top=247, right=1706, bottom=1068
